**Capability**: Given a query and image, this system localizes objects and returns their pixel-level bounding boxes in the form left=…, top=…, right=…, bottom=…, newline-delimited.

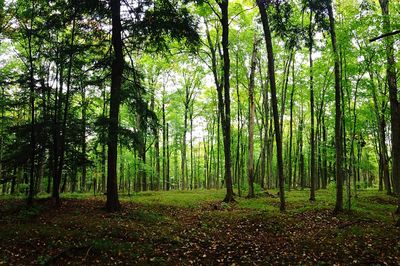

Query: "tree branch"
left=369, top=29, right=400, bottom=42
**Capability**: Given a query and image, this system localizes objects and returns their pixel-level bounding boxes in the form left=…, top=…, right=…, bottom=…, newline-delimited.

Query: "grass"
left=1, top=187, right=399, bottom=265
left=121, top=189, right=226, bottom=208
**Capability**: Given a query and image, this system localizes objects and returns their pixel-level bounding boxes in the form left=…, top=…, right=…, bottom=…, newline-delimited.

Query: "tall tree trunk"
left=328, top=2, right=343, bottom=213
left=218, top=0, right=234, bottom=202
left=137, top=113, right=147, bottom=192
left=106, top=0, right=123, bottom=212
left=0, top=87, right=4, bottom=195
left=217, top=109, right=221, bottom=190
left=162, top=93, right=166, bottom=190
left=257, top=0, right=285, bottom=211
left=155, top=129, right=160, bottom=191
left=379, top=0, right=400, bottom=202
left=190, top=109, right=194, bottom=189
left=368, top=68, right=390, bottom=193
left=322, top=116, right=328, bottom=189
left=235, top=51, right=241, bottom=195
left=259, top=58, right=269, bottom=190
left=27, top=0, right=36, bottom=205
left=288, top=52, right=295, bottom=191
left=81, top=84, right=87, bottom=192
left=181, top=83, right=190, bottom=190
left=309, top=8, right=316, bottom=201
left=298, top=110, right=305, bottom=189
left=166, top=123, right=170, bottom=190
left=247, top=38, right=258, bottom=198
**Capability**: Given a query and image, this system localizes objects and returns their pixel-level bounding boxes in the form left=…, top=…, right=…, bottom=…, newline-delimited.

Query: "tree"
left=308, top=1, right=316, bottom=202
left=326, top=0, right=343, bottom=213
left=256, top=0, right=285, bottom=211
left=378, top=0, right=400, bottom=206
left=106, top=0, right=123, bottom=212
left=247, top=37, right=258, bottom=198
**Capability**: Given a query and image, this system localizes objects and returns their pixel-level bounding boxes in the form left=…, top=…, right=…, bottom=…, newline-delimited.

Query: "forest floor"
left=1, top=189, right=400, bottom=265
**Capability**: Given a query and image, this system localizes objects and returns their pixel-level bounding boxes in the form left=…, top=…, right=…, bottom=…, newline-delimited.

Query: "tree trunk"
left=257, top=0, right=285, bottom=211
left=379, top=0, right=400, bottom=199
left=106, top=0, right=123, bottom=212
left=218, top=0, right=234, bottom=202
left=288, top=52, right=295, bottom=191
left=328, top=3, right=343, bottom=213
left=166, top=123, right=170, bottom=190
left=309, top=8, right=316, bottom=202
left=247, top=38, right=258, bottom=198
left=259, top=59, right=269, bottom=190
left=81, top=84, right=87, bottom=192
left=27, top=0, right=36, bottom=205
left=190, top=109, right=194, bottom=189
left=162, top=93, right=166, bottom=190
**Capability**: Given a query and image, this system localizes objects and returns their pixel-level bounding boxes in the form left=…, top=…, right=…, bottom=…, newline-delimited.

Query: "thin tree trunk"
left=309, top=8, right=316, bottom=201
left=81, top=84, right=87, bottom=192
left=27, top=0, right=36, bottom=205
left=166, top=123, right=170, bottom=190
left=288, top=52, right=295, bottom=191
left=162, top=92, right=166, bottom=190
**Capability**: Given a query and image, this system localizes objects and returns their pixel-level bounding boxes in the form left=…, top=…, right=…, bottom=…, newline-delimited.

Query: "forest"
left=0, top=0, right=400, bottom=264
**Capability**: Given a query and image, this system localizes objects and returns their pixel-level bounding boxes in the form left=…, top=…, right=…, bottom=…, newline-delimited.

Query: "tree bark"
left=247, top=38, right=258, bottom=198
left=379, top=0, right=400, bottom=199
left=327, top=2, right=343, bottom=213
left=27, top=0, right=36, bottom=205
left=218, top=0, right=234, bottom=202
left=288, top=52, right=295, bottom=191
left=257, top=0, right=285, bottom=211
left=106, top=0, right=123, bottom=212
left=309, top=8, right=316, bottom=201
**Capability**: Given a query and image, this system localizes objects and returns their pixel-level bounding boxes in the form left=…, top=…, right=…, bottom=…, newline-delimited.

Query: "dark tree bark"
left=327, top=2, right=343, bottom=213
left=106, top=0, right=123, bottom=212
left=217, top=0, right=234, bottom=202
left=101, top=87, right=107, bottom=193
left=379, top=0, right=400, bottom=199
left=257, top=0, right=285, bottom=211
